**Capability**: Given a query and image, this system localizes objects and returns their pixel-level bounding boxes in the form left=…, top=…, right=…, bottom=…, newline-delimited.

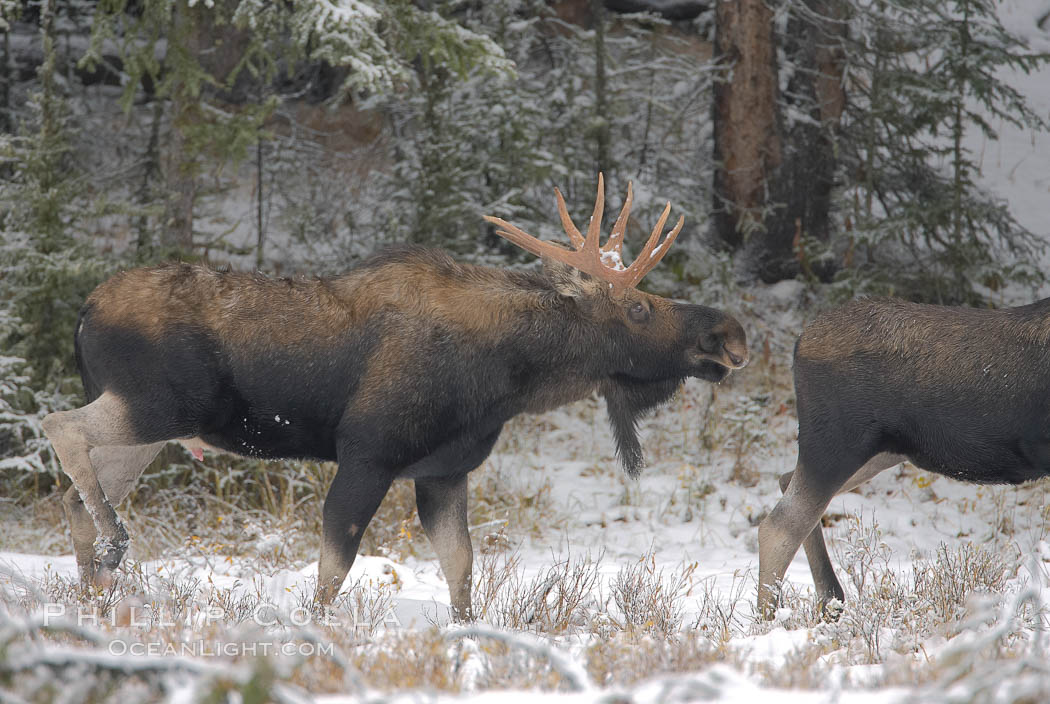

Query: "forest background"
left=1, top=0, right=1049, bottom=501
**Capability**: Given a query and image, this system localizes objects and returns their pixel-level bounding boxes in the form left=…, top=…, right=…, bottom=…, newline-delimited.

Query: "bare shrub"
left=826, top=511, right=1018, bottom=666
left=692, top=573, right=751, bottom=647
left=338, top=576, right=399, bottom=641
left=826, top=511, right=920, bottom=663
left=472, top=538, right=522, bottom=623
left=608, top=550, right=695, bottom=639
left=585, top=631, right=726, bottom=687
left=476, top=550, right=603, bottom=635
left=341, top=627, right=461, bottom=692
left=913, top=542, right=1010, bottom=621
left=835, top=511, right=893, bottom=598
left=912, top=559, right=1050, bottom=703
left=513, top=552, right=603, bottom=634
left=841, top=568, right=911, bottom=664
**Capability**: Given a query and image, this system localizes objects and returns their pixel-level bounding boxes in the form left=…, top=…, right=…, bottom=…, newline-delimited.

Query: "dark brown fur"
left=758, top=296, right=1050, bottom=618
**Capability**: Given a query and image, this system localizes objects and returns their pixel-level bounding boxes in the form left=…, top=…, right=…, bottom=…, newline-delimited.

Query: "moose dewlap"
left=43, top=176, right=748, bottom=621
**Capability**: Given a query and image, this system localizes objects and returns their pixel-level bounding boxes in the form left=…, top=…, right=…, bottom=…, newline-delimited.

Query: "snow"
left=4, top=1, right=1050, bottom=701
left=599, top=249, right=626, bottom=271
left=314, top=0, right=380, bottom=25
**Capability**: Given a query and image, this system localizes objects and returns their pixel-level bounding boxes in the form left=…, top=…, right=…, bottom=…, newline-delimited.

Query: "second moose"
left=758, top=296, right=1050, bottom=619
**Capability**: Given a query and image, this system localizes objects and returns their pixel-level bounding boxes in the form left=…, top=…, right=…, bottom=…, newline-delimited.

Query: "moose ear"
left=542, top=256, right=601, bottom=298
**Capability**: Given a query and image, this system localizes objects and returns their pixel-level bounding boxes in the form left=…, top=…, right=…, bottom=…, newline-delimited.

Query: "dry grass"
left=473, top=546, right=604, bottom=634
left=1, top=521, right=1046, bottom=702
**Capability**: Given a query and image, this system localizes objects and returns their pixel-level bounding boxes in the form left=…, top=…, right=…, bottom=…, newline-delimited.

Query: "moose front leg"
left=316, top=460, right=393, bottom=606
left=416, top=474, right=473, bottom=621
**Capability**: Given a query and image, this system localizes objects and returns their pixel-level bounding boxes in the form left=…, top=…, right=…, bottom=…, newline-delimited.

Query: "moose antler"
left=483, top=173, right=685, bottom=295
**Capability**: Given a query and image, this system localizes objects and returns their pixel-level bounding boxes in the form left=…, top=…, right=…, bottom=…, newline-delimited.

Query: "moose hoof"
left=450, top=605, right=475, bottom=624
left=93, top=531, right=128, bottom=576
left=818, top=597, right=844, bottom=622
left=314, top=582, right=340, bottom=608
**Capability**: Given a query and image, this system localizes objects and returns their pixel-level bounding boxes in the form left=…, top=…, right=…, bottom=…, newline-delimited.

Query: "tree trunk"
left=764, top=0, right=846, bottom=282
left=160, top=0, right=254, bottom=255
left=1, top=30, right=10, bottom=134
left=712, top=0, right=846, bottom=282
left=160, top=1, right=201, bottom=254
left=161, top=95, right=197, bottom=253
left=137, top=97, right=164, bottom=255
left=710, top=0, right=782, bottom=253
left=256, top=133, right=265, bottom=268
left=34, top=0, right=68, bottom=252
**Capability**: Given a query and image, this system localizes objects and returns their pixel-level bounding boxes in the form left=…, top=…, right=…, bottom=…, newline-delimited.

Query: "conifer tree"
left=838, top=0, right=1049, bottom=302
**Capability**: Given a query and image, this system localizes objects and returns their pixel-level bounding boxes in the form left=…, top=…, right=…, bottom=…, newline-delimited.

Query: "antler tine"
left=623, top=207, right=685, bottom=289
left=482, top=216, right=574, bottom=261
left=605, top=181, right=633, bottom=257
left=554, top=188, right=586, bottom=249
left=583, top=173, right=606, bottom=256
left=639, top=201, right=672, bottom=262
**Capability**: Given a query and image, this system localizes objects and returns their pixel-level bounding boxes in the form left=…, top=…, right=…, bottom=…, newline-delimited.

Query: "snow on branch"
left=446, top=624, right=594, bottom=692
left=921, top=555, right=1050, bottom=702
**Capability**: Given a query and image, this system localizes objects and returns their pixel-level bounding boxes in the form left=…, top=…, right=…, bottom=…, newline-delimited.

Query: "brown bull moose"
left=42, top=175, right=748, bottom=620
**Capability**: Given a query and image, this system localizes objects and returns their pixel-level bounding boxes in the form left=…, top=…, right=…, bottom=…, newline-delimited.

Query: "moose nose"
left=724, top=344, right=748, bottom=368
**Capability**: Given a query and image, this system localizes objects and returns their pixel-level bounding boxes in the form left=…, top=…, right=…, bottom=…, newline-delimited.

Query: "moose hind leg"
left=774, top=469, right=844, bottom=617
left=42, top=393, right=152, bottom=586
left=63, top=443, right=164, bottom=585
left=764, top=452, right=905, bottom=619
left=316, top=462, right=393, bottom=606
left=758, top=460, right=842, bottom=619
left=416, top=474, right=473, bottom=622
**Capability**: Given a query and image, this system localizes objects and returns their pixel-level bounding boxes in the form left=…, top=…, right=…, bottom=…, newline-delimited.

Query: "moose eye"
left=628, top=301, right=650, bottom=323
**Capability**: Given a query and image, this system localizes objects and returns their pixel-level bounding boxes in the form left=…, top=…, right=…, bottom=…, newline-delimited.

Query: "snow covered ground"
left=3, top=1, right=1050, bottom=702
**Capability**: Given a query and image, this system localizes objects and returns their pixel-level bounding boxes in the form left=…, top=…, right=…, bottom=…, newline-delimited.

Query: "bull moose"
left=42, top=176, right=748, bottom=620
left=758, top=297, right=1050, bottom=619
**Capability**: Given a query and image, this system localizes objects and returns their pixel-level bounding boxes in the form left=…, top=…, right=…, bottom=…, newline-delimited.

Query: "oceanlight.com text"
left=107, top=640, right=334, bottom=658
